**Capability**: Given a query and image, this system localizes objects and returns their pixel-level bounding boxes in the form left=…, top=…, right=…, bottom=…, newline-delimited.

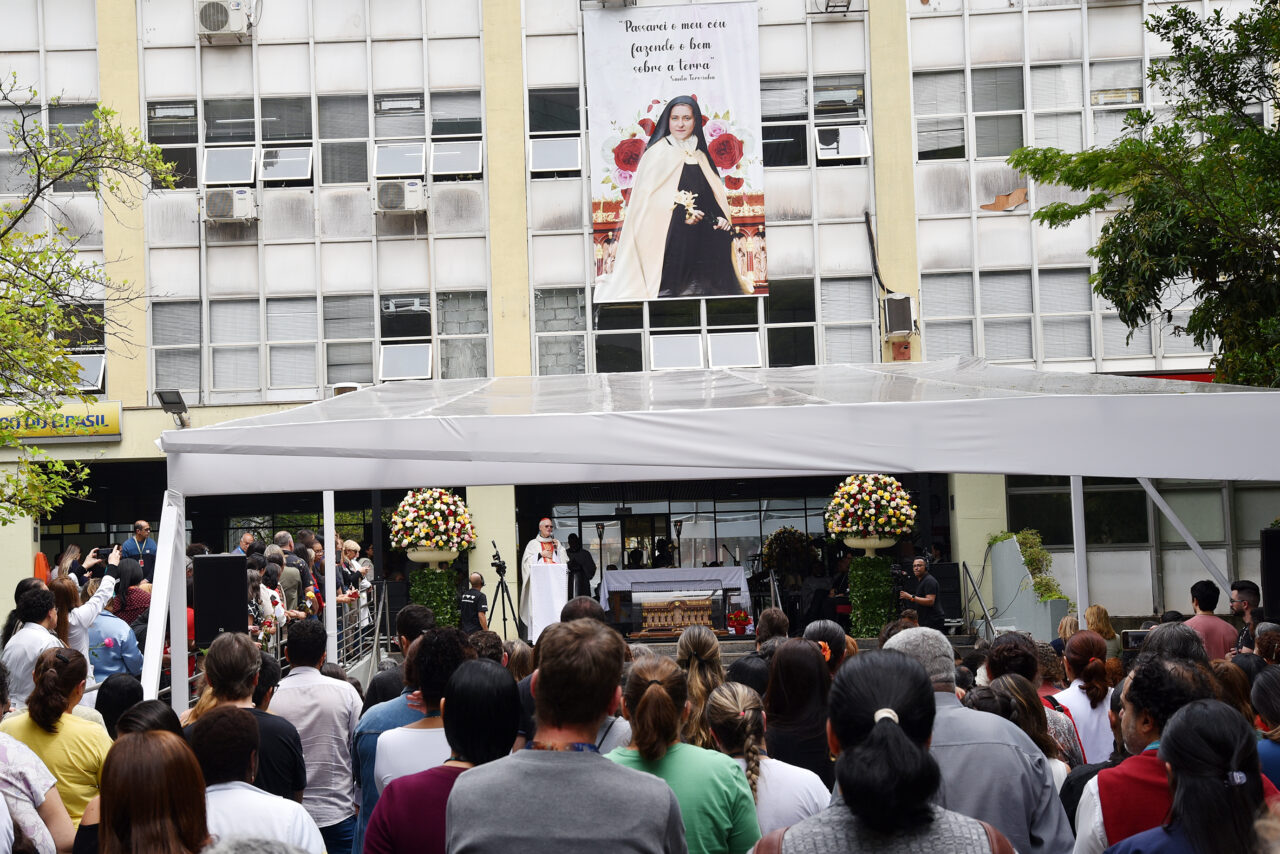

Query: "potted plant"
left=824, top=474, right=917, bottom=557
left=825, top=474, right=918, bottom=638
left=762, top=526, right=816, bottom=585
left=389, top=487, right=478, bottom=567
left=727, top=609, right=751, bottom=635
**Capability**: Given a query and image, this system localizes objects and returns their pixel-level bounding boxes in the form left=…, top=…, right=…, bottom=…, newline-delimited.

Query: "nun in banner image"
left=593, top=95, right=755, bottom=302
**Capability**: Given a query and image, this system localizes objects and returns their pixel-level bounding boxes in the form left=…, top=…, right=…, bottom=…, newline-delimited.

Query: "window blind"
left=269, top=344, right=317, bottom=387
left=1041, top=315, right=1093, bottom=359
left=924, top=319, right=975, bottom=358
left=152, top=302, right=201, bottom=347
left=212, top=347, right=260, bottom=389
left=972, top=67, right=1024, bottom=112
left=921, top=272, right=975, bottom=318
left=1038, top=268, right=1092, bottom=313
left=820, top=278, right=875, bottom=323
left=266, top=298, right=318, bottom=342
left=982, top=317, right=1034, bottom=360
left=210, top=300, right=259, bottom=344
left=913, top=71, right=966, bottom=116
left=318, top=96, right=369, bottom=140
left=979, top=270, right=1032, bottom=315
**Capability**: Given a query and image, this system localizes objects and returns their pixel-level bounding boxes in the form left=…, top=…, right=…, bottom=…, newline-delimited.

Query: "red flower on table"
left=613, top=138, right=645, bottom=172
left=724, top=175, right=744, bottom=190
left=708, top=133, right=744, bottom=171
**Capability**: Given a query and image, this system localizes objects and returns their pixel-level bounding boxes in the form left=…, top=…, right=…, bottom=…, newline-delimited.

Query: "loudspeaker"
left=193, top=553, right=250, bottom=647
left=381, top=580, right=410, bottom=639
left=932, top=562, right=962, bottom=620
left=1261, top=528, right=1280, bottom=617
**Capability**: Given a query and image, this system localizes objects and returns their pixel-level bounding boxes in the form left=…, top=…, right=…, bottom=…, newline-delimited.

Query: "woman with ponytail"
left=607, top=656, right=760, bottom=854
left=1053, top=630, right=1114, bottom=763
left=772, top=650, right=1012, bottom=853
left=706, top=682, right=826, bottom=835
left=0, top=649, right=112, bottom=825
left=1107, top=699, right=1265, bottom=854
left=676, top=625, right=725, bottom=749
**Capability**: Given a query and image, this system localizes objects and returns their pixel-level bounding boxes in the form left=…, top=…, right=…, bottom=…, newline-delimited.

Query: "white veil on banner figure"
left=586, top=2, right=765, bottom=303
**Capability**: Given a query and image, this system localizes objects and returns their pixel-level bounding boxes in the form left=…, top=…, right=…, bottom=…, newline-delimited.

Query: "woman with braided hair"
left=606, top=655, right=760, bottom=854
left=676, top=625, right=725, bottom=749
left=705, top=682, right=827, bottom=835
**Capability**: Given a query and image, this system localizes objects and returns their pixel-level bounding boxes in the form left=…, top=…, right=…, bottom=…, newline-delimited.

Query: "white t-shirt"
left=733, top=755, right=829, bottom=835
left=205, top=781, right=324, bottom=854
left=373, top=726, right=451, bottom=793
left=1052, top=680, right=1114, bottom=764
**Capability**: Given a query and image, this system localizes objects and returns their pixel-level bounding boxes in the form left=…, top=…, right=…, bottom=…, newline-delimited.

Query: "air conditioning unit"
left=203, top=188, right=257, bottom=222
left=196, top=0, right=250, bottom=40
left=883, top=293, right=915, bottom=338
left=375, top=179, right=426, bottom=213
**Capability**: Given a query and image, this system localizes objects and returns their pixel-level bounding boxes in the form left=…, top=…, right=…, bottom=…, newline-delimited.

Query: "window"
left=1007, top=478, right=1150, bottom=546
left=430, top=93, right=482, bottom=137
left=380, top=343, right=432, bottom=380
left=260, top=98, right=312, bottom=142
left=821, top=278, right=878, bottom=364
left=650, top=333, right=703, bottom=370
left=972, top=68, right=1024, bottom=158
left=979, top=270, right=1033, bottom=360
left=148, top=101, right=198, bottom=188
left=921, top=272, right=976, bottom=359
left=436, top=291, right=489, bottom=379
left=323, top=296, right=375, bottom=385
left=529, top=88, right=581, bottom=177
left=914, top=72, right=966, bottom=160
left=708, top=331, right=761, bottom=368
left=210, top=300, right=260, bottom=391
left=430, top=141, right=483, bottom=177
left=534, top=288, right=587, bottom=376
left=48, top=105, right=96, bottom=193
left=1090, top=61, right=1143, bottom=107
left=374, top=142, right=426, bottom=177
left=260, top=147, right=313, bottom=182
left=204, top=99, right=255, bottom=144
left=812, top=75, right=868, bottom=166
left=761, top=79, right=808, bottom=167
left=202, top=147, right=256, bottom=185
left=152, top=301, right=201, bottom=392
left=379, top=294, right=432, bottom=381
left=266, top=298, right=317, bottom=388
left=430, top=92, right=482, bottom=180
left=319, top=95, right=368, bottom=185
left=374, top=94, right=425, bottom=139
left=1038, top=268, right=1093, bottom=359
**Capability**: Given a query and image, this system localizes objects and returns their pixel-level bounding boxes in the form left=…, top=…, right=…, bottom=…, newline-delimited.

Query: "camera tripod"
left=489, top=541, right=518, bottom=639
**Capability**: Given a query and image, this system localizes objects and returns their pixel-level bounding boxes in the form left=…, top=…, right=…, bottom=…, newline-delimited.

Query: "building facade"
left=0, top=0, right=1263, bottom=624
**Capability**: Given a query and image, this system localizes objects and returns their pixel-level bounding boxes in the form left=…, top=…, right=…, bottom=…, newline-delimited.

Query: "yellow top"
left=0, top=711, right=112, bottom=825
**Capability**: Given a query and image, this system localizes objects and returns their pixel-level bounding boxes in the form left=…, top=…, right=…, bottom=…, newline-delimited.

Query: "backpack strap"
left=752, top=827, right=787, bottom=854
left=978, top=820, right=1015, bottom=854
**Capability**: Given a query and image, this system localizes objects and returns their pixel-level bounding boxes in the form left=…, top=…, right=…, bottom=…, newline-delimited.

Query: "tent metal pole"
left=323, top=490, right=339, bottom=664
left=143, top=490, right=186, bottom=711
left=1070, top=476, right=1089, bottom=613
left=1137, top=477, right=1230, bottom=591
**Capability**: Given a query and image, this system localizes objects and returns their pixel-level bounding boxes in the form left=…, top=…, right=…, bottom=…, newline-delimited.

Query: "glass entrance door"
left=582, top=513, right=671, bottom=570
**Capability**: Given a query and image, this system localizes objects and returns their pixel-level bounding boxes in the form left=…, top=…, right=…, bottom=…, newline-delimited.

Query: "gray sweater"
left=446, top=748, right=687, bottom=854
left=782, top=804, right=993, bottom=854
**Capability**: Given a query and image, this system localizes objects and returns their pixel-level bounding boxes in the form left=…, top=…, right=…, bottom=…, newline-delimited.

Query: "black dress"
left=658, top=162, right=741, bottom=298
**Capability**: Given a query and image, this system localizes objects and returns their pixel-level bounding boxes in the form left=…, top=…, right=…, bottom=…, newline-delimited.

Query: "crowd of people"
left=5, top=562, right=1280, bottom=853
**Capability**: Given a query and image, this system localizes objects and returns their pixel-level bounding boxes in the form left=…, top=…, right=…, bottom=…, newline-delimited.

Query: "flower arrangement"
left=762, top=526, right=813, bottom=572
left=600, top=96, right=757, bottom=204
left=824, top=474, right=918, bottom=540
left=389, top=487, right=477, bottom=553
left=727, top=609, right=750, bottom=624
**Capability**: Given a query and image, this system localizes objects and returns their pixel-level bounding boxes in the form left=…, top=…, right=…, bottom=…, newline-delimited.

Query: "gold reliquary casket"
left=632, top=590, right=717, bottom=633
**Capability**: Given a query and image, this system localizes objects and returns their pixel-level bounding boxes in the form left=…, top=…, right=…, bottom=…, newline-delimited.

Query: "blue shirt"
left=352, top=691, right=423, bottom=854
left=121, top=536, right=158, bottom=578
left=1259, top=737, right=1280, bottom=787
left=87, top=611, right=143, bottom=682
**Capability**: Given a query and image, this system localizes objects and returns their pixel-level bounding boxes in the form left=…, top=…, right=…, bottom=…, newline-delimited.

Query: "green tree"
left=1008, top=1, right=1280, bottom=386
left=0, top=77, right=173, bottom=522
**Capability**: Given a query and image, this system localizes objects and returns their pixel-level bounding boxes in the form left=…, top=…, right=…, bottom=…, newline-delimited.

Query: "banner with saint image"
left=585, top=2, right=766, bottom=303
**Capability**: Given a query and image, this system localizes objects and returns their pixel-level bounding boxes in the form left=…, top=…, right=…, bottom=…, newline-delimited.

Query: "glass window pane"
left=318, top=95, right=368, bottom=140
left=160, top=147, right=198, bottom=188
left=202, top=146, right=256, bottom=184
left=380, top=342, right=432, bottom=379
left=430, top=92, right=482, bottom=136
left=595, top=302, right=643, bottom=331
left=1030, top=65, right=1083, bottom=110
left=437, top=292, right=488, bottom=335
left=269, top=344, right=316, bottom=387
left=1158, top=490, right=1225, bottom=544
left=979, top=270, right=1032, bottom=315
left=326, top=341, right=374, bottom=384
left=323, top=296, right=375, bottom=339
left=529, top=88, right=580, bottom=134
left=204, top=99, right=255, bottom=143
left=767, top=326, right=816, bottom=367
left=1234, top=488, right=1280, bottom=541
left=153, top=302, right=201, bottom=346
left=534, top=288, right=587, bottom=332
left=766, top=279, right=816, bottom=324
left=975, top=115, right=1023, bottom=158
left=1086, top=491, right=1149, bottom=545
left=374, top=93, right=425, bottom=138
left=529, top=137, right=579, bottom=172
left=917, top=117, right=965, bottom=160
left=1039, top=268, right=1092, bottom=313
left=266, top=298, right=317, bottom=342
left=982, top=317, right=1033, bottom=360
left=595, top=332, right=643, bottom=372
left=709, top=331, right=761, bottom=367
left=813, top=75, right=865, bottom=123
left=374, top=142, right=425, bottom=177
left=1033, top=112, right=1082, bottom=151
left=1008, top=492, right=1073, bottom=545
left=925, top=319, right=975, bottom=358
left=430, top=140, right=482, bottom=175
left=260, top=147, right=313, bottom=181
left=261, top=97, right=312, bottom=141
left=537, top=335, right=586, bottom=375
left=761, top=78, right=808, bottom=121
left=650, top=333, right=704, bottom=370
left=762, top=124, right=808, bottom=167
left=707, top=298, right=758, bottom=327
left=147, top=101, right=198, bottom=144
left=155, top=349, right=200, bottom=390
left=439, top=337, right=487, bottom=379
left=921, top=272, right=974, bottom=318
left=649, top=299, right=699, bottom=328
left=210, top=300, right=259, bottom=344
left=824, top=324, right=876, bottom=363
left=321, top=141, right=367, bottom=184
left=1041, top=315, right=1092, bottom=359
left=212, top=347, right=259, bottom=389
left=972, top=67, right=1024, bottom=112
left=381, top=293, right=431, bottom=338
left=913, top=71, right=966, bottom=116
left=820, top=278, right=874, bottom=323
left=1090, top=61, right=1143, bottom=106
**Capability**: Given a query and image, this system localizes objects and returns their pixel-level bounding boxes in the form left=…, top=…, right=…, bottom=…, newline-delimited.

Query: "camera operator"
left=459, top=572, right=488, bottom=635
left=898, top=557, right=945, bottom=632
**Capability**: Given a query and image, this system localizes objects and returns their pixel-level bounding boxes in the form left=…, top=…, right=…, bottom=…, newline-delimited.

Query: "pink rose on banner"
left=704, top=119, right=731, bottom=140
left=613, top=168, right=635, bottom=189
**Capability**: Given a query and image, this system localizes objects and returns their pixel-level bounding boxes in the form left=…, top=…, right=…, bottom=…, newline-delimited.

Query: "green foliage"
left=991, top=529, right=1070, bottom=603
left=409, top=566, right=461, bottom=628
left=846, top=555, right=894, bottom=638
left=1007, top=3, right=1280, bottom=386
left=0, top=77, right=175, bottom=523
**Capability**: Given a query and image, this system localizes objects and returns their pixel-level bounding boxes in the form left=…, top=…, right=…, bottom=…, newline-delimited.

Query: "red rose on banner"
left=613, top=138, right=645, bottom=172
left=638, top=118, right=656, bottom=136
left=708, top=133, right=744, bottom=171
left=725, top=175, right=744, bottom=190
left=621, top=188, right=633, bottom=203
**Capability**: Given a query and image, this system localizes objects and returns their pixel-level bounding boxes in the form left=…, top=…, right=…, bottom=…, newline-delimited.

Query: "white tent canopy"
left=159, top=358, right=1280, bottom=494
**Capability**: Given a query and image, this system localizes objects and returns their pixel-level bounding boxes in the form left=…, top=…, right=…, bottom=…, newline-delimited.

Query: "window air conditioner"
left=196, top=0, right=250, bottom=40
left=203, top=187, right=257, bottom=222
left=375, top=179, right=426, bottom=213
left=883, top=293, right=915, bottom=338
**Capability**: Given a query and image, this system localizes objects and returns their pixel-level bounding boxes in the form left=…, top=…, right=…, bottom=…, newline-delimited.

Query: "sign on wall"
left=585, top=2, right=766, bottom=303
left=0, top=401, right=122, bottom=443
